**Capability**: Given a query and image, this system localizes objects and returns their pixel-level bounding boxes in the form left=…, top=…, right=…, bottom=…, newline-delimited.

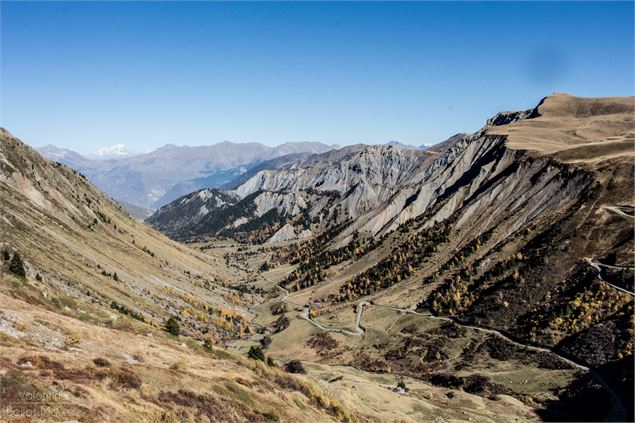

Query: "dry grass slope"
left=492, top=93, right=635, bottom=166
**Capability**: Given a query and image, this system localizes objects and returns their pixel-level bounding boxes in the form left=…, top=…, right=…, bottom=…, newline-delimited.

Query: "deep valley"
left=1, top=94, right=633, bottom=422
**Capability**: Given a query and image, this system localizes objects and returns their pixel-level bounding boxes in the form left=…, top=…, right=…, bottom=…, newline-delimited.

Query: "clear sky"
left=1, top=1, right=633, bottom=154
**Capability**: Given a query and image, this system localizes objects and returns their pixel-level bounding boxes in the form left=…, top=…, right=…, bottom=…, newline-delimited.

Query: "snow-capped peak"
left=89, top=144, right=135, bottom=160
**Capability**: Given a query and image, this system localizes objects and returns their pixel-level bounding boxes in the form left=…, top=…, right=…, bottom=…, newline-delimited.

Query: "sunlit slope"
left=0, top=128, right=250, bottom=339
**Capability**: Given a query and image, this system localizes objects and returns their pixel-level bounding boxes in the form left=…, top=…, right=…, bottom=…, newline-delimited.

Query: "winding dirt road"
left=273, top=286, right=627, bottom=420
left=277, top=286, right=363, bottom=336
left=584, top=257, right=635, bottom=296
left=255, top=204, right=634, bottom=416
left=603, top=205, right=635, bottom=220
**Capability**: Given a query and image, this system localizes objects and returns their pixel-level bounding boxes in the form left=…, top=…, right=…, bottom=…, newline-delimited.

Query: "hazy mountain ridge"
left=37, top=140, right=336, bottom=209
left=117, top=200, right=154, bottom=220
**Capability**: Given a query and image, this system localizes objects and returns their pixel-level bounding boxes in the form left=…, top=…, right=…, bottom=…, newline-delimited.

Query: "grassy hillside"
left=0, top=129, right=354, bottom=422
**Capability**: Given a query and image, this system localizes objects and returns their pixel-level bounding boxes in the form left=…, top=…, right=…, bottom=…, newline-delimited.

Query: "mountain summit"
left=88, top=143, right=136, bottom=160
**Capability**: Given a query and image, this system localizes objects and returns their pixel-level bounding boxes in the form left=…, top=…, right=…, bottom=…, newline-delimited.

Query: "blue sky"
left=1, top=1, right=633, bottom=154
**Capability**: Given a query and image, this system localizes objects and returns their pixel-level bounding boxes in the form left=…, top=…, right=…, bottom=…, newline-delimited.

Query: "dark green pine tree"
left=247, top=345, right=265, bottom=361
left=164, top=316, right=180, bottom=336
left=9, top=252, right=26, bottom=278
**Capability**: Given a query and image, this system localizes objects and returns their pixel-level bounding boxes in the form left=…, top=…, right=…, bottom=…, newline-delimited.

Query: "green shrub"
left=284, top=360, right=306, bottom=374
left=263, top=411, right=280, bottom=421
left=247, top=345, right=265, bottom=361
left=165, top=316, right=180, bottom=336
left=9, top=252, right=26, bottom=278
left=110, top=301, right=144, bottom=322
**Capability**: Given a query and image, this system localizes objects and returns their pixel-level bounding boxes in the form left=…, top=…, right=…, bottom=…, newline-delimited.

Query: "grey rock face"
left=147, top=142, right=457, bottom=243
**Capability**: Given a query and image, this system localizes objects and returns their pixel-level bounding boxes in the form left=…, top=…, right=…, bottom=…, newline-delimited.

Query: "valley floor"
left=202, top=240, right=625, bottom=422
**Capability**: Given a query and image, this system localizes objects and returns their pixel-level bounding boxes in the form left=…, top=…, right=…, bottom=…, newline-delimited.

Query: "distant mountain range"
left=145, top=134, right=471, bottom=244
left=146, top=132, right=470, bottom=243
left=37, top=140, right=441, bottom=210
left=37, top=141, right=336, bottom=209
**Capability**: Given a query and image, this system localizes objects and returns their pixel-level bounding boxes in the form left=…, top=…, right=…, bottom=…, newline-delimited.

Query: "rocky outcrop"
left=145, top=189, right=240, bottom=238
left=148, top=143, right=457, bottom=242
left=234, top=145, right=427, bottom=206
left=267, top=223, right=312, bottom=244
